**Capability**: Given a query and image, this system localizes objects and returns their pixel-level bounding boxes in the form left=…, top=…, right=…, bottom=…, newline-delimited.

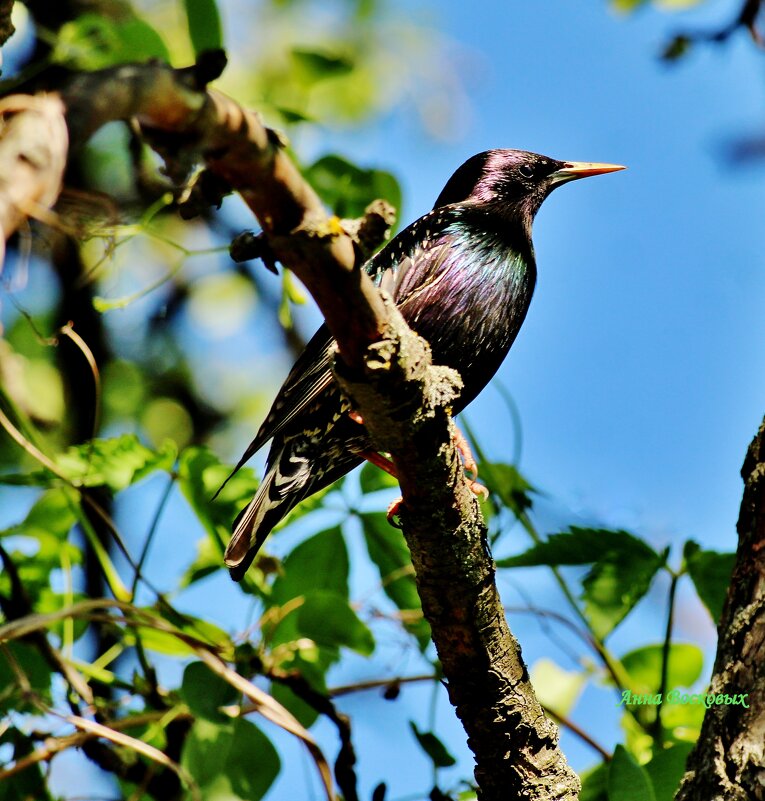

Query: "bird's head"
left=434, top=149, right=624, bottom=231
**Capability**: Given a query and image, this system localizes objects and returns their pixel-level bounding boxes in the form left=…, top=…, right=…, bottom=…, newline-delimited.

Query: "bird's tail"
left=224, top=449, right=309, bottom=581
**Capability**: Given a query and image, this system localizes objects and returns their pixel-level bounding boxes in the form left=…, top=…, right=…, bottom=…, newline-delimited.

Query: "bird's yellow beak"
left=551, top=161, right=626, bottom=184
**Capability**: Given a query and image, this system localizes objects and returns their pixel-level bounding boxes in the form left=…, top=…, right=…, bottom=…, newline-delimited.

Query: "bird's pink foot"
left=452, top=425, right=478, bottom=479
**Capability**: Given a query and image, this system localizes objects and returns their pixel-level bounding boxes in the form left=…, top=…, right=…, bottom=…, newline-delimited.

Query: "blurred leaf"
left=57, top=434, right=176, bottom=492
left=359, top=461, right=398, bottom=493
left=409, top=722, right=456, bottom=768
left=580, top=761, right=609, bottom=801
left=0, top=643, right=52, bottom=712
left=128, top=613, right=233, bottom=660
left=481, top=462, right=536, bottom=517
left=269, top=527, right=349, bottom=606
left=659, top=699, right=705, bottom=742
left=181, top=661, right=239, bottom=722
left=611, top=0, right=648, bottom=11
left=304, top=154, right=401, bottom=219
left=0, top=730, right=53, bottom=801
left=608, top=745, right=656, bottom=801
left=291, top=47, right=354, bottom=79
left=644, top=743, right=694, bottom=801
left=620, top=644, right=703, bottom=694
left=53, top=13, right=170, bottom=69
left=182, top=717, right=279, bottom=801
left=683, top=541, right=734, bottom=623
left=177, top=446, right=258, bottom=565
left=661, top=35, right=691, bottom=61
left=297, top=591, right=375, bottom=655
left=499, top=529, right=665, bottom=639
left=183, top=0, right=223, bottom=55
left=530, top=658, right=586, bottom=716
left=498, top=527, right=656, bottom=568
left=360, top=512, right=430, bottom=649
left=180, top=535, right=221, bottom=587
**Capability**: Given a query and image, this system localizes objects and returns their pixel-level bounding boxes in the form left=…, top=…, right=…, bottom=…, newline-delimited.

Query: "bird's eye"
left=519, top=164, right=534, bottom=179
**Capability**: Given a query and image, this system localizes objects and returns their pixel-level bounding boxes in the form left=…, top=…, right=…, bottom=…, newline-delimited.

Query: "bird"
left=221, top=149, right=624, bottom=580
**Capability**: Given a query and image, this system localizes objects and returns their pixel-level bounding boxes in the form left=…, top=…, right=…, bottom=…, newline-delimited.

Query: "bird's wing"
left=218, top=214, right=459, bottom=493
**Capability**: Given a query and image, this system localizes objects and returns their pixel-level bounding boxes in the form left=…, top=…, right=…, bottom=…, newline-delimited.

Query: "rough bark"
left=676, top=418, right=765, bottom=801
left=6, top=60, right=580, bottom=800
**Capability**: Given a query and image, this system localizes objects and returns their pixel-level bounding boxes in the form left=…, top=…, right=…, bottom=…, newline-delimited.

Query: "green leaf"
left=583, top=549, right=665, bottom=640
left=182, top=718, right=279, bottom=801
left=580, top=761, right=609, bottom=801
left=683, top=541, right=734, bottom=623
left=611, top=0, right=648, bottom=12
left=644, top=743, right=694, bottom=801
left=269, top=527, right=349, bottom=606
left=297, top=591, right=375, bottom=656
left=0, top=643, right=52, bottom=712
left=480, top=462, right=536, bottom=517
left=499, top=528, right=665, bottom=639
left=53, top=13, right=170, bottom=69
left=498, top=527, right=655, bottom=568
left=530, top=658, right=586, bottom=716
left=409, top=722, right=456, bottom=768
left=180, top=661, right=238, bottom=722
left=359, top=461, right=398, bottom=493
left=128, top=612, right=233, bottom=659
left=621, top=644, right=704, bottom=695
left=360, top=512, right=430, bottom=649
left=57, top=434, right=176, bottom=492
left=291, top=48, right=354, bottom=79
left=183, top=0, right=223, bottom=55
left=304, top=154, right=401, bottom=220
left=608, top=745, right=656, bottom=801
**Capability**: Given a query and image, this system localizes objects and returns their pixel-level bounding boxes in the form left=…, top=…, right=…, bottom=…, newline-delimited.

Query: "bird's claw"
left=468, top=480, right=489, bottom=500
left=453, top=426, right=480, bottom=482
left=386, top=497, right=405, bottom=528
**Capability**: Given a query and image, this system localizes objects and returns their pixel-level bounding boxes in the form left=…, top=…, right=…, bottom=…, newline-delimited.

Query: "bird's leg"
left=357, top=448, right=405, bottom=527
left=452, top=425, right=489, bottom=499
left=359, top=448, right=397, bottom=478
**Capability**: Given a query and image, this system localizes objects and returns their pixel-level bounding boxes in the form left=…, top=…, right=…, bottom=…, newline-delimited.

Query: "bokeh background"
left=1, top=0, right=763, bottom=798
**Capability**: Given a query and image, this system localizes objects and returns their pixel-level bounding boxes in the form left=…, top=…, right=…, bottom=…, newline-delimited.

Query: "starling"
left=223, top=149, right=624, bottom=580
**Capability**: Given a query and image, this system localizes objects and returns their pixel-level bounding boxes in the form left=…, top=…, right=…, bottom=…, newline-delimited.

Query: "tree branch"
left=11, top=58, right=580, bottom=799
left=676, top=418, right=765, bottom=800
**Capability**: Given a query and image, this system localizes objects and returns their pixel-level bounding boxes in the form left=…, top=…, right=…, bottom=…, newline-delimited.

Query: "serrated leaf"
left=644, top=743, right=694, bottom=801
left=181, top=718, right=279, bottom=801
left=304, top=154, right=401, bottom=220
left=530, top=658, right=586, bottom=716
left=269, top=527, right=349, bottom=606
left=296, top=591, right=374, bottom=656
left=499, top=529, right=664, bottom=639
left=181, top=661, right=239, bottom=722
left=608, top=745, right=656, bottom=801
left=409, top=722, right=456, bottom=768
left=183, top=0, right=223, bottom=55
left=620, top=644, right=703, bottom=695
left=683, top=541, right=734, bottom=623
left=361, top=512, right=430, bottom=649
left=583, top=549, right=664, bottom=639
left=498, top=527, right=657, bottom=568
left=57, top=434, right=176, bottom=492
